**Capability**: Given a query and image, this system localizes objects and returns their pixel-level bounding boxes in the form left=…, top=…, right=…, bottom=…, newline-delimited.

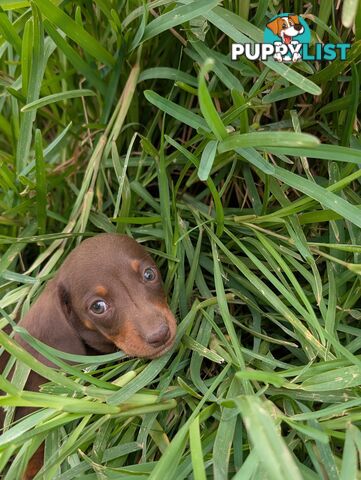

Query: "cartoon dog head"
left=267, top=15, right=304, bottom=44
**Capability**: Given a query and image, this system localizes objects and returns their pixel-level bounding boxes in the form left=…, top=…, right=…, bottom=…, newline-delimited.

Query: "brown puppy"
left=0, top=233, right=177, bottom=479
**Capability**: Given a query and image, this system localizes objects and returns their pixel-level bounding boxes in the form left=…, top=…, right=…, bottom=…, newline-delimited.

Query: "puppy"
left=0, top=233, right=177, bottom=479
left=267, top=15, right=304, bottom=62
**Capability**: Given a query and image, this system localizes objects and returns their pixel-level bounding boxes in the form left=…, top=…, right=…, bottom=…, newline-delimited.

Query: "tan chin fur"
left=112, top=307, right=177, bottom=359
left=113, top=334, right=175, bottom=359
left=147, top=339, right=175, bottom=359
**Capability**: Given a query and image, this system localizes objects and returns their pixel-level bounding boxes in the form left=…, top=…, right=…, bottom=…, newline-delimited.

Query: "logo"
left=231, top=13, right=350, bottom=63
left=265, top=14, right=310, bottom=62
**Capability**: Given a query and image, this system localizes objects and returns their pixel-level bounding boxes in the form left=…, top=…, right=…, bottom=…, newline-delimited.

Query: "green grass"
left=0, top=1, right=361, bottom=479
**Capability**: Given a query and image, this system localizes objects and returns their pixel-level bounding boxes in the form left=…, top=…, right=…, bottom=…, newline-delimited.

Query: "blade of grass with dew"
left=21, top=89, right=96, bottom=112
left=198, top=59, right=227, bottom=141
left=33, top=0, right=114, bottom=65
left=138, top=67, right=198, bottom=86
left=234, top=147, right=275, bottom=174
left=144, top=90, right=208, bottom=131
left=232, top=396, right=303, bottom=480
left=273, top=166, right=361, bottom=229
left=213, top=377, right=242, bottom=480
left=191, top=39, right=244, bottom=92
left=165, top=135, right=224, bottom=235
left=16, top=3, right=44, bottom=173
left=261, top=143, right=361, bottom=164
left=43, top=19, right=106, bottom=94
left=341, top=63, right=359, bottom=146
left=0, top=8, right=22, bottom=54
left=189, top=416, right=207, bottom=480
left=198, top=140, right=218, bottom=181
left=218, top=132, right=320, bottom=151
left=34, top=129, right=46, bottom=235
left=141, top=0, right=219, bottom=44
left=211, top=238, right=248, bottom=371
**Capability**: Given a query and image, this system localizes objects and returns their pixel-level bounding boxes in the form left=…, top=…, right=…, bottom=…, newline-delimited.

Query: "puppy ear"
left=7, top=280, right=87, bottom=371
left=289, top=15, right=299, bottom=24
left=57, top=281, right=72, bottom=318
left=267, top=18, right=280, bottom=35
left=56, top=281, right=85, bottom=338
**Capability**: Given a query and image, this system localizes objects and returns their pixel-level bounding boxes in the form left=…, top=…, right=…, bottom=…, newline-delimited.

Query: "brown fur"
left=0, top=233, right=177, bottom=478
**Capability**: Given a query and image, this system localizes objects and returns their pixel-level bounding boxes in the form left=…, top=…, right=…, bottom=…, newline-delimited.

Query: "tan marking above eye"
left=95, top=286, right=107, bottom=297
left=83, top=318, right=96, bottom=330
left=130, top=259, right=140, bottom=272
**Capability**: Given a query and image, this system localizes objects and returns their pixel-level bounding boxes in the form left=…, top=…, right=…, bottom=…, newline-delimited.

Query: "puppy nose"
left=146, top=324, right=170, bottom=347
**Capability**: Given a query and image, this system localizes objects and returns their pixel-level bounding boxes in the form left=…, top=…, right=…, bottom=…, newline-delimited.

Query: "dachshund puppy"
left=0, top=233, right=177, bottom=479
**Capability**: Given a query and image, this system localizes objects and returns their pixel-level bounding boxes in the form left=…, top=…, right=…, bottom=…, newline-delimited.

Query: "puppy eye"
left=143, top=267, right=156, bottom=282
left=90, top=300, right=108, bottom=314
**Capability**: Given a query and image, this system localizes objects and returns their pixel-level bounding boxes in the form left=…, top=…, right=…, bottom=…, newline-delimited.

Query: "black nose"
left=146, top=324, right=170, bottom=347
left=294, top=24, right=302, bottom=31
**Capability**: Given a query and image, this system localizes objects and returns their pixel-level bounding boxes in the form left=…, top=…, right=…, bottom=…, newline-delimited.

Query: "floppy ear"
left=289, top=15, right=300, bottom=24
left=57, top=281, right=72, bottom=318
left=15, top=280, right=87, bottom=363
left=267, top=18, right=281, bottom=35
left=56, top=281, right=89, bottom=350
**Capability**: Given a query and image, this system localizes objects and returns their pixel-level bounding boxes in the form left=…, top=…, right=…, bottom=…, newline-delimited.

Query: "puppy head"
left=267, top=15, right=304, bottom=38
left=57, top=234, right=177, bottom=359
